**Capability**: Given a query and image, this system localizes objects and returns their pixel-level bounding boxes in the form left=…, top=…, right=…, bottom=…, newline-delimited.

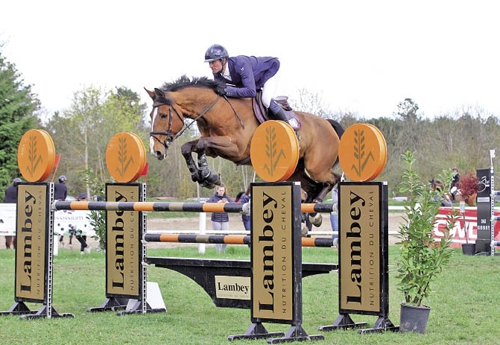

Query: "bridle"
left=149, top=91, right=221, bottom=151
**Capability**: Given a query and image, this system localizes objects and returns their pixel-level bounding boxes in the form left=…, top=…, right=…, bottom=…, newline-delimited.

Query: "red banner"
left=435, top=208, right=500, bottom=248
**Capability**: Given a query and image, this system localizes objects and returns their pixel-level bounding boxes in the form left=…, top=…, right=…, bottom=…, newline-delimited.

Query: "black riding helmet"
left=204, top=44, right=229, bottom=62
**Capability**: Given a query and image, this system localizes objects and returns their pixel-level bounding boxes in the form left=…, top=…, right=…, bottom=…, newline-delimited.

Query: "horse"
left=146, top=75, right=344, bottom=206
left=429, top=179, right=452, bottom=207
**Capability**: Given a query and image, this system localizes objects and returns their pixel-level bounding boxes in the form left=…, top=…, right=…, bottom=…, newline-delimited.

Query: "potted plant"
left=396, top=151, right=459, bottom=334
left=457, top=172, right=479, bottom=207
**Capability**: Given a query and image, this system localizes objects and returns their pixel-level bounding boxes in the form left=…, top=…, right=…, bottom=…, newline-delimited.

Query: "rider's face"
left=208, top=59, right=223, bottom=74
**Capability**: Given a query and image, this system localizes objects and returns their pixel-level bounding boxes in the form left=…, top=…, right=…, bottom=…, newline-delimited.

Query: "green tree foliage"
left=44, top=86, right=147, bottom=196
left=0, top=48, right=38, bottom=193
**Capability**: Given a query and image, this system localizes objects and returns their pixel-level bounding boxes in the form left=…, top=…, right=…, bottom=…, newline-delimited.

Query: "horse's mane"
left=161, top=75, right=224, bottom=92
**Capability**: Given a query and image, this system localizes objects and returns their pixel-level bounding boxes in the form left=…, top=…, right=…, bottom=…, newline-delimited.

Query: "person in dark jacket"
left=450, top=167, right=460, bottom=201
left=55, top=175, right=72, bottom=246
left=3, top=177, right=21, bottom=249
left=205, top=44, right=299, bottom=130
left=74, top=193, right=91, bottom=254
left=206, top=183, right=234, bottom=253
left=54, top=175, right=68, bottom=201
left=235, top=185, right=251, bottom=231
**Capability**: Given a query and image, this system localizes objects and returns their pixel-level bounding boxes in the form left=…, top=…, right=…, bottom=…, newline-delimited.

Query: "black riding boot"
left=272, top=107, right=300, bottom=139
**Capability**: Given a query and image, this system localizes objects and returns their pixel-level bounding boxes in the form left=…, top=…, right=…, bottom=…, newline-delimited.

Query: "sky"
left=1, top=0, right=499, bottom=119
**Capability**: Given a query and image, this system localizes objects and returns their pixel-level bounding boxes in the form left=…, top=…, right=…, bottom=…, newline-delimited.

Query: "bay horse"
left=147, top=75, right=344, bottom=205
left=429, top=179, right=452, bottom=207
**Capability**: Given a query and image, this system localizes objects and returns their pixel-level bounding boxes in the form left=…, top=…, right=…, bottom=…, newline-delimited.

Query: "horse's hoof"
left=200, top=181, right=216, bottom=189
left=301, top=225, right=309, bottom=237
left=309, top=213, right=322, bottom=227
left=206, top=172, right=221, bottom=186
left=189, top=172, right=199, bottom=183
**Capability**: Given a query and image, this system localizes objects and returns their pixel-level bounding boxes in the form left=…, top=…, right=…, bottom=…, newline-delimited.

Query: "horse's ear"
left=144, top=88, right=155, bottom=99
left=154, top=88, right=165, bottom=98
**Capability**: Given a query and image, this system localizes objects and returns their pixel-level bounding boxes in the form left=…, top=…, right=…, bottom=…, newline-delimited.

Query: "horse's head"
left=146, top=87, right=186, bottom=160
left=147, top=76, right=226, bottom=160
left=429, top=179, right=445, bottom=192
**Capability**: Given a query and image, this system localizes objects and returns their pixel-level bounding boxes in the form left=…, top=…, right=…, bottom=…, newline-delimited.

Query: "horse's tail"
left=327, top=119, right=345, bottom=170
left=327, top=119, right=345, bottom=140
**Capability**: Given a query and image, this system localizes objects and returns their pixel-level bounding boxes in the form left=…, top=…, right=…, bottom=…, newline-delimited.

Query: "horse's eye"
left=160, top=113, right=168, bottom=119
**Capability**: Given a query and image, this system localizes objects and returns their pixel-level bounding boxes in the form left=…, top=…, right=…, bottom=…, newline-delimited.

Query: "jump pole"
left=52, top=201, right=333, bottom=213
left=144, top=233, right=335, bottom=247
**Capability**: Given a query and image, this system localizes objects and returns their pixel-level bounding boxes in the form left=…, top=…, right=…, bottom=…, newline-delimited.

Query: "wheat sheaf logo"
left=351, top=128, right=375, bottom=177
left=25, top=134, right=44, bottom=178
left=263, top=126, right=286, bottom=176
left=116, top=136, right=135, bottom=177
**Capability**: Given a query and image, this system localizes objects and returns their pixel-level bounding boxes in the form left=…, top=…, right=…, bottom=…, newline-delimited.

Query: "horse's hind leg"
left=306, top=170, right=341, bottom=204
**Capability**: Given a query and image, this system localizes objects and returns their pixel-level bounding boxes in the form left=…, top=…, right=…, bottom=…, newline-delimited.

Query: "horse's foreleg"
left=182, top=153, right=200, bottom=183
left=181, top=142, right=201, bottom=183
left=197, top=152, right=221, bottom=188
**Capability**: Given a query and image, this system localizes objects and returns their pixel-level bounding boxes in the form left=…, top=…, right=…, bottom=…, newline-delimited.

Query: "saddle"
left=252, top=91, right=302, bottom=130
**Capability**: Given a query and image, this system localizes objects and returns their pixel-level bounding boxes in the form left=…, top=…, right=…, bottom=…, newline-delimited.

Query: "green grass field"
left=0, top=245, right=499, bottom=345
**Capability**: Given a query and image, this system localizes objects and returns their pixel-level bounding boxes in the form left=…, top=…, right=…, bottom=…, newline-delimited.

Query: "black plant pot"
left=462, top=243, right=476, bottom=255
left=400, top=303, right=431, bottom=334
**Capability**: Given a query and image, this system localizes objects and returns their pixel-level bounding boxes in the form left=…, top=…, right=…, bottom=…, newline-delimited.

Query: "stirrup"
left=288, top=118, right=300, bottom=130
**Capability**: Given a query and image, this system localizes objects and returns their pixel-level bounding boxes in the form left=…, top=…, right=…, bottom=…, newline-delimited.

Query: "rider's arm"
left=226, top=58, right=257, bottom=98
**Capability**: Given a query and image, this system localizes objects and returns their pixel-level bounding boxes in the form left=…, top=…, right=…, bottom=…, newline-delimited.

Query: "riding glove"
left=216, top=85, right=227, bottom=96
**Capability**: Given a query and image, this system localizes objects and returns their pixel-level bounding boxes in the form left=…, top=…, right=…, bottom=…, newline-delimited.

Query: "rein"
left=150, top=93, right=221, bottom=150
left=150, top=91, right=246, bottom=150
left=222, top=95, right=245, bottom=129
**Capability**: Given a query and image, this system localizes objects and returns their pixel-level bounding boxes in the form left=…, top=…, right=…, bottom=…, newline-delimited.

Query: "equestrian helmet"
left=13, top=178, right=22, bottom=185
left=204, top=44, right=229, bottom=62
left=58, top=175, right=67, bottom=183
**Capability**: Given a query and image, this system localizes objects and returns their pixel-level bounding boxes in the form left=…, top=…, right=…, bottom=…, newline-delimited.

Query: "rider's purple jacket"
left=213, top=55, right=280, bottom=98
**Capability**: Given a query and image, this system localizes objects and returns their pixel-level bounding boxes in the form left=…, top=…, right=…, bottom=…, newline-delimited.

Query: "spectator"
left=207, top=184, right=233, bottom=254
left=75, top=193, right=91, bottom=254
left=54, top=175, right=68, bottom=200
left=235, top=186, right=251, bottom=248
left=330, top=186, right=339, bottom=247
left=450, top=167, right=460, bottom=202
left=235, top=185, right=251, bottom=231
left=3, top=177, right=21, bottom=249
left=55, top=175, right=72, bottom=247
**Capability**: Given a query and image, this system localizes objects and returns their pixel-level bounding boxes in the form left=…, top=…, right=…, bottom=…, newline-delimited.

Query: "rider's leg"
left=262, top=72, right=299, bottom=135
left=269, top=100, right=300, bottom=130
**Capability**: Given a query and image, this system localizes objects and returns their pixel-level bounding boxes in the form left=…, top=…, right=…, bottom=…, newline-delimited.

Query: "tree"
left=0, top=48, right=39, bottom=193
left=44, top=86, right=147, bottom=196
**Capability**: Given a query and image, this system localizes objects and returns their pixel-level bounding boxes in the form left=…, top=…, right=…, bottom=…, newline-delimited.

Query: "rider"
left=450, top=167, right=460, bottom=201
left=204, top=44, right=299, bottom=131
